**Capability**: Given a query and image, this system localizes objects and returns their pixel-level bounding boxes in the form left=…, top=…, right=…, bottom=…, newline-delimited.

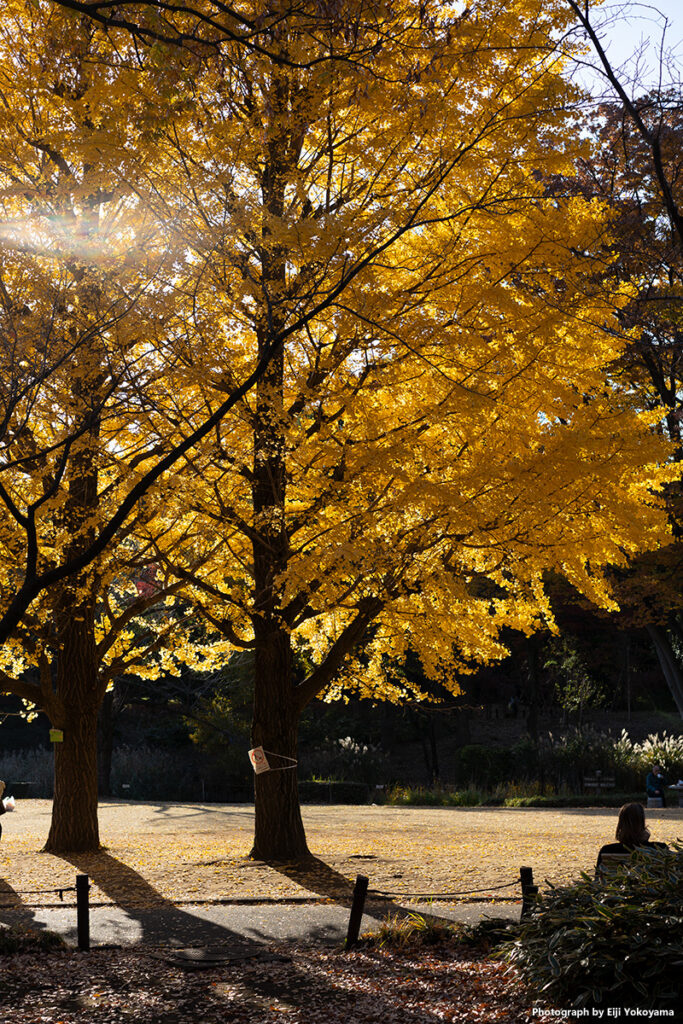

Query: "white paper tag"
left=248, top=747, right=270, bottom=774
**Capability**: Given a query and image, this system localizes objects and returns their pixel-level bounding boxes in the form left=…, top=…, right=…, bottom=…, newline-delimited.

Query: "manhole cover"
left=152, top=947, right=255, bottom=969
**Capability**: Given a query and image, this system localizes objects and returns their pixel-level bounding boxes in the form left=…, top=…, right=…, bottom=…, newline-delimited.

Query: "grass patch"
left=382, top=785, right=647, bottom=808
left=361, top=912, right=521, bottom=952
left=503, top=792, right=644, bottom=808
left=361, top=912, right=459, bottom=947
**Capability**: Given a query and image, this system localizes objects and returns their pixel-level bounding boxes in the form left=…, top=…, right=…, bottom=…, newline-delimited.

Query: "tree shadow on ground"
left=0, top=876, right=40, bottom=929
left=61, top=850, right=263, bottom=949
left=50, top=852, right=462, bottom=1024
left=263, top=854, right=456, bottom=927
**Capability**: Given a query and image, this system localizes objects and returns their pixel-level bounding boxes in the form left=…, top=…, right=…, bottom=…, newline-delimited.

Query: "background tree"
left=572, top=86, right=683, bottom=714
left=0, top=5, right=235, bottom=850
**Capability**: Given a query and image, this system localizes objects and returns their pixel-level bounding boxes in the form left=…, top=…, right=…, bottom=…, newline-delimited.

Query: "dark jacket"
left=646, top=770, right=667, bottom=796
left=596, top=839, right=668, bottom=871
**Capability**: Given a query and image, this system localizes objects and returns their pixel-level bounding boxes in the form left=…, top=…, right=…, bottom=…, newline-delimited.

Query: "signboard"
left=248, top=746, right=270, bottom=774
left=49, top=728, right=64, bottom=743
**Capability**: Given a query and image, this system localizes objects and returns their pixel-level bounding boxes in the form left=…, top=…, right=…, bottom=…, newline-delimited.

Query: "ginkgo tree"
left=111, top=0, right=679, bottom=859
left=0, top=0, right=678, bottom=862
left=0, top=1, right=286, bottom=660
left=0, top=4, right=241, bottom=850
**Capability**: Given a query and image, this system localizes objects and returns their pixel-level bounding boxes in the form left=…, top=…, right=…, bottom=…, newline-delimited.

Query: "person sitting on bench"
left=596, top=802, right=668, bottom=873
left=646, top=763, right=667, bottom=806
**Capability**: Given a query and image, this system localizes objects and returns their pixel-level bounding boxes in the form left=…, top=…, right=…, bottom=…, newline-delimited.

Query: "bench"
left=599, top=852, right=630, bottom=868
left=583, top=772, right=615, bottom=795
left=595, top=851, right=631, bottom=880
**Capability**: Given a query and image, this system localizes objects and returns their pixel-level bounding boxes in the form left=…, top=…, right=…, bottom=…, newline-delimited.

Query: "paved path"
left=0, top=897, right=520, bottom=949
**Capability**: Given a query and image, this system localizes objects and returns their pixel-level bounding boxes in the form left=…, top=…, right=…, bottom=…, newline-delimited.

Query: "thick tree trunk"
left=247, top=64, right=313, bottom=862
left=45, top=702, right=100, bottom=852
left=44, top=613, right=101, bottom=852
left=250, top=625, right=309, bottom=860
left=42, top=602, right=102, bottom=853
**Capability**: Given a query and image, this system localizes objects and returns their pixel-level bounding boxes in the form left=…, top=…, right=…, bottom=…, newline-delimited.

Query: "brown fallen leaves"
left=0, top=940, right=531, bottom=1024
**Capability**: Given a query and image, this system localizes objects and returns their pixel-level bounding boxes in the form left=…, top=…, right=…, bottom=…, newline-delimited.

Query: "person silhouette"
left=596, top=802, right=668, bottom=872
left=645, top=763, right=667, bottom=806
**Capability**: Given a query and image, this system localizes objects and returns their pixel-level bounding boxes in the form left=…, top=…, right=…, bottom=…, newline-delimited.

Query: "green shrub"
left=0, top=924, right=65, bottom=955
left=504, top=792, right=643, bottom=808
left=503, top=845, right=683, bottom=1010
left=384, top=785, right=482, bottom=806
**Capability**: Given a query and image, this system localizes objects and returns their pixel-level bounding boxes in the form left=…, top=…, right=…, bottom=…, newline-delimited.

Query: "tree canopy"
left=0, top=0, right=679, bottom=856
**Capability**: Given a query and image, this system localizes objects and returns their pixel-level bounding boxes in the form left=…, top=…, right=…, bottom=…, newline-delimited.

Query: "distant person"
left=646, top=763, right=668, bottom=807
left=596, top=802, right=668, bottom=872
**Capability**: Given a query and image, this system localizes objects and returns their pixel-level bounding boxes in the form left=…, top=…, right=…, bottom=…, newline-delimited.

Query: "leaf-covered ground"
left=1, top=800, right=680, bottom=908
left=2, top=802, right=680, bottom=1024
left=0, top=940, right=531, bottom=1024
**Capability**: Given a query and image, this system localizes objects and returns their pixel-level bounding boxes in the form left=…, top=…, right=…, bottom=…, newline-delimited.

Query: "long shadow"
left=99, top=798, right=254, bottom=823
left=0, top=877, right=41, bottom=929
left=61, top=850, right=264, bottom=950
left=56, top=852, right=462, bottom=1023
left=265, top=854, right=458, bottom=927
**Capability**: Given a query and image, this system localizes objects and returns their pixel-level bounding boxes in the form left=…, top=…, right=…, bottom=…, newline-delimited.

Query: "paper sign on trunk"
left=248, top=746, right=270, bottom=773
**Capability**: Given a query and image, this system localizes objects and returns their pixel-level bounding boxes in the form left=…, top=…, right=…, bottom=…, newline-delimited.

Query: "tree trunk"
left=97, top=687, right=115, bottom=797
left=44, top=613, right=101, bottom=852
left=525, top=636, right=541, bottom=741
left=647, top=623, right=683, bottom=717
left=246, top=61, right=313, bottom=862
left=45, top=703, right=100, bottom=852
left=43, top=597, right=102, bottom=852
left=250, top=625, right=309, bottom=861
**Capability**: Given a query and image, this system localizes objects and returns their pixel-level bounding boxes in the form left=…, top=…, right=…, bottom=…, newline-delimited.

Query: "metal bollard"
left=519, top=865, right=538, bottom=918
left=345, top=874, right=369, bottom=949
left=76, top=874, right=90, bottom=951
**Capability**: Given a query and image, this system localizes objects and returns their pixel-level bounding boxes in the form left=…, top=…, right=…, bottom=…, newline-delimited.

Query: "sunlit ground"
left=1, top=800, right=680, bottom=908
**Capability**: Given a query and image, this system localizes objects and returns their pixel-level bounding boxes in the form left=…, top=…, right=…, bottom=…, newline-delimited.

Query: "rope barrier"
left=367, top=878, right=520, bottom=899
left=0, top=884, right=80, bottom=906
left=0, top=885, right=76, bottom=901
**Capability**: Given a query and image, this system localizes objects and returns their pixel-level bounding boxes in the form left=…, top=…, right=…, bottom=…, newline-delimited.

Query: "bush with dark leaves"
left=503, top=845, right=683, bottom=1010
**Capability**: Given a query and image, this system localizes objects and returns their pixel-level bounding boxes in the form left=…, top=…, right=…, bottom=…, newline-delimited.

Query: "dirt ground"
left=1, top=800, right=681, bottom=909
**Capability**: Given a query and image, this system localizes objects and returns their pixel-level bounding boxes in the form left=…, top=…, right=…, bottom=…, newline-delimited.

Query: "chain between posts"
left=346, top=866, right=539, bottom=947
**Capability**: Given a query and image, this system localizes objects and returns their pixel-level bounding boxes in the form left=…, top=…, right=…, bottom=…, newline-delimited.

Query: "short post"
left=519, top=865, right=538, bottom=919
left=345, top=874, right=369, bottom=949
left=76, top=874, right=90, bottom=951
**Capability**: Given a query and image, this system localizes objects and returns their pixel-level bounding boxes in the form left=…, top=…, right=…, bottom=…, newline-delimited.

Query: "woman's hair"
left=615, top=802, right=650, bottom=846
